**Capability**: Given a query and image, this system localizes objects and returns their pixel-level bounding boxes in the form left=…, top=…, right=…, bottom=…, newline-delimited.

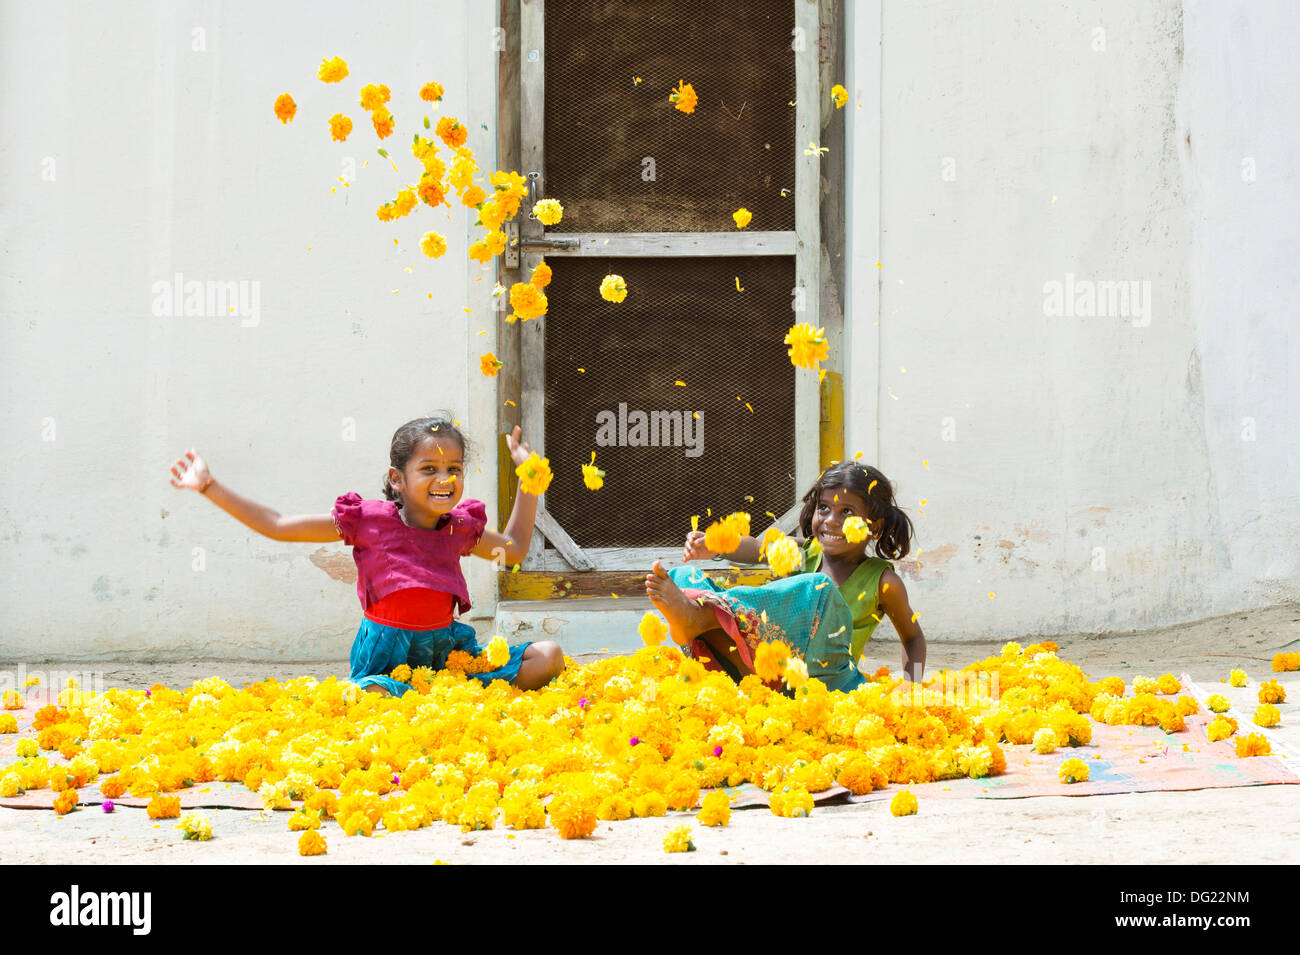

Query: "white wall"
left=847, top=0, right=1299, bottom=641
left=0, top=0, right=499, bottom=661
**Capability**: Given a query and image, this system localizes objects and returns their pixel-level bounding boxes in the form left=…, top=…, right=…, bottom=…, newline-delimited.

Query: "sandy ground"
left=3, top=603, right=1298, bottom=865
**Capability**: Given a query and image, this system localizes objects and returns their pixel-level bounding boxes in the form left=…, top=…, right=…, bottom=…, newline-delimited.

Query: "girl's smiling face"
left=390, top=434, right=464, bottom=523
left=810, top=486, right=876, bottom=558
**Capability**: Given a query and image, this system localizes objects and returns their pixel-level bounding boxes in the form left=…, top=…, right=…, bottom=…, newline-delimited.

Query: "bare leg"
left=643, top=560, right=721, bottom=647
left=364, top=685, right=390, bottom=697
left=515, top=640, right=565, bottom=690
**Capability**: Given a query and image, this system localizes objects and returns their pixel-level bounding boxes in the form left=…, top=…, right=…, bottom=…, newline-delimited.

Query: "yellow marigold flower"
left=147, top=794, right=181, bottom=819
left=830, top=83, right=848, bottom=108
left=501, top=781, right=547, bottom=830
left=889, top=790, right=918, bottom=816
left=273, top=93, right=296, bottom=124
left=754, top=640, right=791, bottom=684
left=770, top=786, right=814, bottom=818
left=697, top=790, right=731, bottom=826
left=767, top=535, right=802, bottom=578
left=533, top=198, right=563, bottom=226
left=548, top=789, right=598, bottom=839
left=1132, top=676, right=1158, bottom=695
left=1206, top=717, right=1236, bottom=742
left=1057, top=757, right=1089, bottom=783
left=0, top=773, right=22, bottom=798
left=419, top=81, right=444, bottom=103
left=1156, top=673, right=1181, bottom=694
left=318, top=57, right=349, bottom=83
left=1258, top=675, right=1289, bottom=706
left=704, top=519, right=741, bottom=556
left=841, top=516, right=870, bottom=543
left=487, top=636, right=510, bottom=669
left=15, top=738, right=38, bottom=758
left=371, top=105, right=395, bottom=140
left=342, top=810, right=374, bottom=837
left=638, top=612, right=668, bottom=648
left=1206, top=694, right=1230, bottom=713
left=1234, top=733, right=1271, bottom=758
left=53, top=789, right=78, bottom=815
left=784, top=323, right=829, bottom=371
left=582, top=461, right=605, bottom=491
left=287, top=807, right=322, bottom=831
left=1228, top=669, right=1248, bottom=687
left=176, top=812, right=212, bottom=841
left=515, top=453, right=553, bottom=496
left=468, top=240, right=493, bottom=264
left=435, top=115, right=468, bottom=148
left=420, top=231, right=448, bottom=259
left=1253, top=703, right=1281, bottom=728
left=509, top=282, right=548, bottom=320
left=530, top=259, right=552, bottom=288
left=389, top=664, right=412, bottom=684
left=328, top=113, right=353, bottom=142
left=732, top=207, right=752, bottom=229
left=298, top=830, right=327, bottom=856
left=599, top=274, right=628, bottom=303
left=663, top=824, right=696, bottom=852
left=461, top=184, right=486, bottom=207
left=358, top=83, right=390, bottom=111
left=783, top=657, right=809, bottom=691
left=1273, top=651, right=1299, bottom=672
left=480, top=353, right=503, bottom=377
left=1174, top=695, right=1199, bottom=716
left=725, top=512, right=751, bottom=537
left=1097, top=676, right=1125, bottom=696
left=669, top=79, right=697, bottom=114
left=633, top=791, right=667, bottom=818
left=0, top=713, right=16, bottom=733
left=1032, top=728, right=1058, bottom=754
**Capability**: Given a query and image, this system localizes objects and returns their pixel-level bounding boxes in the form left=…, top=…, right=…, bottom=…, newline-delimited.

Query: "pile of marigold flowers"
left=0, top=643, right=1286, bottom=842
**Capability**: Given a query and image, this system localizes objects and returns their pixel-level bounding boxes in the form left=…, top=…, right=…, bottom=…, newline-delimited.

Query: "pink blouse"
left=331, top=493, right=487, bottom=618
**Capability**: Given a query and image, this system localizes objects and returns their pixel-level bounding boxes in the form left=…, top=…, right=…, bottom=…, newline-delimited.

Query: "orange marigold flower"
left=328, top=113, right=353, bottom=142
left=371, top=105, right=395, bottom=140
left=435, top=116, right=468, bottom=148
left=754, top=640, right=791, bottom=684
left=1234, top=733, right=1271, bottom=758
left=358, top=83, right=390, bottom=111
left=509, top=282, right=547, bottom=321
left=530, top=260, right=552, bottom=288
left=704, top=518, right=741, bottom=556
left=669, top=80, right=697, bottom=114
left=420, top=231, right=448, bottom=259
left=444, top=650, right=474, bottom=674
left=298, top=829, right=328, bottom=855
left=273, top=93, right=296, bottom=124
left=53, top=789, right=78, bottom=815
left=1273, top=651, right=1299, bottom=672
left=548, top=788, right=598, bottom=839
left=147, top=794, right=181, bottom=819
left=1258, top=679, right=1287, bottom=705
left=417, top=177, right=449, bottom=208
left=419, top=81, right=444, bottom=103
left=461, top=184, right=486, bottom=207
left=468, top=240, right=492, bottom=264
left=664, top=776, right=700, bottom=811
left=318, top=57, right=349, bottom=84
left=480, top=353, right=503, bottom=377
left=1156, top=673, right=1181, bottom=694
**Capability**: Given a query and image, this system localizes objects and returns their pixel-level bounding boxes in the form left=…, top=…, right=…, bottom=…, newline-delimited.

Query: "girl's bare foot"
left=644, top=560, right=716, bottom=646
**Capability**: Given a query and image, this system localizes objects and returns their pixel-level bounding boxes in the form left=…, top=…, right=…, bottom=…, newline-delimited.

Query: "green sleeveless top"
left=800, top=539, right=892, bottom=661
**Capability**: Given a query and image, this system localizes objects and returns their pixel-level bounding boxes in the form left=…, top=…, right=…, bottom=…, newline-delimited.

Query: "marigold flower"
left=1206, top=694, right=1230, bottom=713
left=515, top=453, right=553, bottom=495
left=1132, top=676, right=1158, bottom=695
left=754, top=641, right=791, bottom=684
left=435, top=116, right=468, bottom=148
left=1228, top=669, right=1248, bottom=687
left=1032, top=728, right=1058, bottom=754
left=420, top=231, right=448, bottom=259
left=0, top=773, right=21, bottom=797
left=479, top=353, right=503, bottom=377
left=704, top=519, right=741, bottom=556
left=1057, top=758, right=1089, bottom=783
left=841, top=516, right=870, bottom=543
left=1258, top=675, right=1289, bottom=706
left=663, top=824, right=696, bottom=852
left=784, top=657, right=809, bottom=691
left=766, top=535, right=802, bottom=578
left=770, top=786, right=814, bottom=818
left=1174, top=695, right=1199, bottom=717
left=889, top=790, right=918, bottom=816
left=533, top=198, right=563, bottom=226
left=1273, top=651, right=1299, bottom=672
left=1234, top=733, right=1271, bottom=758
left=371, top=105, right=395, bottom=140
left=419, top=81, right=444, bottom=103
left=548, top=788, right=598, bottom=839
left=273, top=93, right=296, bottom=124
left=599, top=274, right=628, bottom=303
left=468, top=240, right=492, bottom=264
left=0, top=713, right=16, bottom=733
left=1096, top=676, right=1125, bottom=697
left=318, top=57, right=349, bottom=83
left=359, top=83, right=390, bottom=111
left=732, top=207, right=752, bottom=229
left=509, top=282, right=548, bottom=320
left=784, top=323, right=829, bottom=371
left=100, top=776, right=128, bottom=799
left=177, top=812, right=213, bottom=841
left=830, top=84, right=848, bottom=108
left=462, top=184, right=487, bottom=207
left=1206, top=718, right=1236, bottom=742
left=530, top=260, right=552, bottom=288
left=697, top=790, right=731, bottom=826
left=1253, top=704, right=1281, bottom=728
left=389, top=664, right=412, bottom=684
left=53, top=789, right=78, bottom=815
left=633, top=791, right=667, bottom=817
left=638, top=612, right=668, bottom=648
left=298, top=830, right=327, bottom=855
left=1153, top=673, right=1180, bottom=694
left=328, top=113, right=353, bottom=142
left=669, top=80, right=697, bottom=114
left=147, top=794, right=181, bottom=819
left=487, top=636, right=510, bottom=669
left=582, top=461, right=605, bottom=491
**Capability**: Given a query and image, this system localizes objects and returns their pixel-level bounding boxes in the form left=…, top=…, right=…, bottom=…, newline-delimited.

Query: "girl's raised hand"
left=169, top=449, right=213, bottom=493
left=682, top=530, right=716, bottom=562
left=505, top=426, right=533, bottom=467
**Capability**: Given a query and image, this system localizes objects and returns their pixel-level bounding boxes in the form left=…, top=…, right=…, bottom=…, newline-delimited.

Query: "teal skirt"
left=667, top=565, right=865, bottom=693
left=348, top=618, right=530, bottom=696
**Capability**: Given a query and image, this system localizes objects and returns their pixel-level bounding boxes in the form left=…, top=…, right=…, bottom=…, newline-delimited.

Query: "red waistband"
left=364, top=588, right=455, bottom=631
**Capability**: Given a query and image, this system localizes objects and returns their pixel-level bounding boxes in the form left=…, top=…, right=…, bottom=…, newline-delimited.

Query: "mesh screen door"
left=518, top=0, right=822, bottom=570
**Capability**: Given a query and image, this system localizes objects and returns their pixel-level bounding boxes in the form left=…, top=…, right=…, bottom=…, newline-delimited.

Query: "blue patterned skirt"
left=348, top=618, right=531, bottom=696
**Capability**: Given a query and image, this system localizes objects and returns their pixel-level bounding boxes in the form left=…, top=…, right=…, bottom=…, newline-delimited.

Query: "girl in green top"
left=646, top=461, right=926, bottom=686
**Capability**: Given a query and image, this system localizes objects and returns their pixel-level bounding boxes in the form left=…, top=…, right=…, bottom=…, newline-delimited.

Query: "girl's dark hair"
left=382, top=414, right=473, bottom=506
left=797, top=461, right=914, bottom=561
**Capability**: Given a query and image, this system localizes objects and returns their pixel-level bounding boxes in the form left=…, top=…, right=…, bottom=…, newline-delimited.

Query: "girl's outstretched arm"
left=169, top=449, right=341, bottom=543
left=878, top=568, right=926, bottom=682
left=682, top=531, right=763, bottom=564
left=470, top=427, right=538, bottom=566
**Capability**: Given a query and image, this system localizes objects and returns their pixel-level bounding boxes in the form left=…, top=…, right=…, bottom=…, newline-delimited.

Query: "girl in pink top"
left=168, top=415, right=564, bottom=695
